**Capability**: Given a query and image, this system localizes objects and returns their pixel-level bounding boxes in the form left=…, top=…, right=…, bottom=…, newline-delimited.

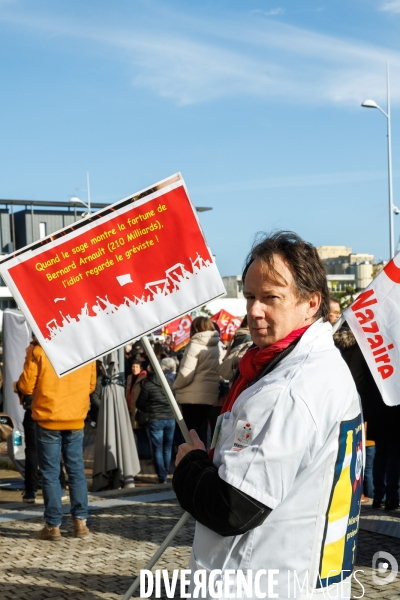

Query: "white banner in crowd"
left=344, top=255, right=400, bottom=406
left=0, top=174, right=226, bottom=377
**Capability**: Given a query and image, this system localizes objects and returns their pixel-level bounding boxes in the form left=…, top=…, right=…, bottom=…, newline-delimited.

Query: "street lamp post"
left=86, top=171, right=91, bottom=214
left=70, top=196, right=90, bottom=215
left=362, top=63, right=396, bottom=259
left=70, top=172, right=91, bottom=216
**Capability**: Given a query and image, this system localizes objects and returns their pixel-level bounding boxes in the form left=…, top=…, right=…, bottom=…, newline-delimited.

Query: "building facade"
left=316, top=246, right=352, bottom=260
left=221, top=275, right=244, bottom=299
left=222, top=245, right=377, bottom=298
left=317, top=246, right=375, bottom=291
left=13, top=209, right=80, bottom=249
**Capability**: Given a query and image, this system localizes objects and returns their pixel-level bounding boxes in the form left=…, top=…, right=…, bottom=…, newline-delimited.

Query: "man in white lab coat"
left=173, top=231, right=362, bottom=599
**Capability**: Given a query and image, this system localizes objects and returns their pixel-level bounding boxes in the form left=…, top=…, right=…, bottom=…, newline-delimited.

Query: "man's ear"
left=308, top=292, right=321, bottom=318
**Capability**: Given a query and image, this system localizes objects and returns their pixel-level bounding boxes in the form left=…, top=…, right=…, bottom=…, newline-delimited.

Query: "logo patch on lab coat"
left=232, top=420, right=254, bottom=451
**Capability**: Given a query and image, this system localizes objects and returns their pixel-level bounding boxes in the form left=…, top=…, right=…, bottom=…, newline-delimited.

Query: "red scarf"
left=221, top=325, right=310, bottom=415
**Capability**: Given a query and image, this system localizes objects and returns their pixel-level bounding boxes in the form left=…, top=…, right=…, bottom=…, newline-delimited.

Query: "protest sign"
left=344, top=256, right=400, bottom=406
left=212, top=309, right=242, bottom=342
left=0, top=174, right=226, bottom=377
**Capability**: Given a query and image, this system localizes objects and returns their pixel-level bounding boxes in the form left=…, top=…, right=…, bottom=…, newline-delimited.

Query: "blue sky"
left=1, top=0, right=400, bottom=275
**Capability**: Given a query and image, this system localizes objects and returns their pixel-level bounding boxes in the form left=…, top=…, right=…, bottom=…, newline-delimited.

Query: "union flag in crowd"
left=212, top=309, right=242, bottom=342
left=162, top=314, right=192, bottom=351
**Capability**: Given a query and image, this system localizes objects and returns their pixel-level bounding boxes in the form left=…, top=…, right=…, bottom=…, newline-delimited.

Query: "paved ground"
left=0, top=488, right=400, bottom=600
left=1, top=429, right=400, bottom=599
left=355, top=528, right=400, bottom=600
left=0, top=487, right=195, bottom=600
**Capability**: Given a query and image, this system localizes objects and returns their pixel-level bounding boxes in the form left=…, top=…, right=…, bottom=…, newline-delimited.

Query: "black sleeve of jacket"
left=172, top=449, right=271, bottom=537
left=136, top=381, right=149, bottom=411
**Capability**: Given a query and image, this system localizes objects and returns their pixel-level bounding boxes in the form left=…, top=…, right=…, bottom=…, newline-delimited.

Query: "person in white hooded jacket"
left=173, top=316, right=220, bottom=446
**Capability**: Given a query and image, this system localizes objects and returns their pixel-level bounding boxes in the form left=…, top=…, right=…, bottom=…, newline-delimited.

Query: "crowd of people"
left=121, top=315, right=251, bottom=484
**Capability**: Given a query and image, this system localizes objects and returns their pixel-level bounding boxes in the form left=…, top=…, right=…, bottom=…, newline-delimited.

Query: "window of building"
left=0, top=299, right=17, bottom=309
left=39, top=222, right=47, bottom=239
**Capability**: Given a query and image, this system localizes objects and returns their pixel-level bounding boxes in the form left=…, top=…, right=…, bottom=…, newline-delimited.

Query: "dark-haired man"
left=173, top=231, right=362, bottom=599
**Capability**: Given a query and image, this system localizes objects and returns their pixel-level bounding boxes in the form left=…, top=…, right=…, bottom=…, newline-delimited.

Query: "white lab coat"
left=190, top=320, right=363, bottom=600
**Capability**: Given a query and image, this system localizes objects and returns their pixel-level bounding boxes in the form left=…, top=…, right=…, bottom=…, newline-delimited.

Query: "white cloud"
left=251, top=8, right=285, bottom=16
left=380, top=1, right=400, bottom=13
left=192, top=170, right=388, bottom=195
left=0, top=5, right=399, bottom=106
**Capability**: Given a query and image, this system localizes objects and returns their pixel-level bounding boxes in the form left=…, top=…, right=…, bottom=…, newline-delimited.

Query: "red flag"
left=162, top=317, right=182, bottom=336
left=212, top=309, right=242, bottom=342
left=172, top=315, right=192, bottom=351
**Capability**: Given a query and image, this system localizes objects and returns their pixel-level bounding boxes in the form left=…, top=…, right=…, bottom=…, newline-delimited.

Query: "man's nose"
left=248, top=300, right=265, bottom=319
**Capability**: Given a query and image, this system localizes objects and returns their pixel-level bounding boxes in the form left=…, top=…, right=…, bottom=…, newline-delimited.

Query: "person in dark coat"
left=89, top=360, right=103, bottom=427
left=136, top=363, right=175, bottom=483
left=334, top=326, right=400, bottom=511
left=217, top=316, right=253, bottom=387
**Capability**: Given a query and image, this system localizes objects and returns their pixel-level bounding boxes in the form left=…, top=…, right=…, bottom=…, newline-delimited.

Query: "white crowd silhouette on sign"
left=45, top=253, right=211, bottom=339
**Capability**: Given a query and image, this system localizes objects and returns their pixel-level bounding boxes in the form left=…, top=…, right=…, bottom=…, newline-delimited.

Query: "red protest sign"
left=0, top=174, right=225, bottom=376
left=212, top=309, right=242, bottom=342
left=172, top=315, right=192, bottom=351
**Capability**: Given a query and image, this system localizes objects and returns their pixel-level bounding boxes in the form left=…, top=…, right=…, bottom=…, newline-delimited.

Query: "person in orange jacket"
left=15, top=336, right=96, bottom=541
left=14, top=340, right=68, bottom=504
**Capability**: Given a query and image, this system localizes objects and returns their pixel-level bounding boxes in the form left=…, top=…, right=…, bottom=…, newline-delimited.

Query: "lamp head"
left=70, top=197, right=89, bottom=209
left=361, top=99, right=379, bottom=109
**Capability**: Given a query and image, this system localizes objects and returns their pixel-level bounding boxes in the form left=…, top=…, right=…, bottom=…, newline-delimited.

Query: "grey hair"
left=161, top=357, right=176, bottom=373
